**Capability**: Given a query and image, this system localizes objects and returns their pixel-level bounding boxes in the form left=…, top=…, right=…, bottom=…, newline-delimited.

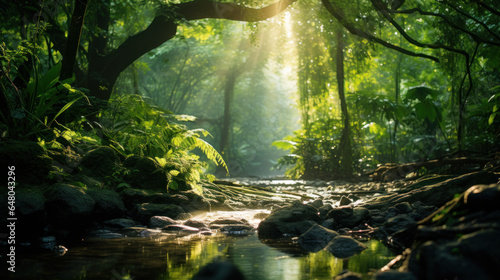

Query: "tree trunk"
left=60, top=0, right=89, bottom=81
left=336, top=29, right=352, bottom=176
left=220, top=71, right=237, bottom=156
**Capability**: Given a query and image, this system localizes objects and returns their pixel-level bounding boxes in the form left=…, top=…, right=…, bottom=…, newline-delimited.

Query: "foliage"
left=0, top=41, right=86, bottom=140
left=94, top=94, right=227, bottom=191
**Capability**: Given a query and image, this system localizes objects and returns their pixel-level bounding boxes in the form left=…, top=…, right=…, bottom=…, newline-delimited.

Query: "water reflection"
left=5, top=234, right=393, bottom=280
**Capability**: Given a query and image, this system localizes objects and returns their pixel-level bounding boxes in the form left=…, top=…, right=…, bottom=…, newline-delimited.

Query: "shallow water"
left=6, top=232, right=394, bottom=280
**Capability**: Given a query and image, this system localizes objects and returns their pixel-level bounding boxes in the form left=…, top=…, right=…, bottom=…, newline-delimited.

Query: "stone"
left=86, top=188, right=125, bottom=221
left=121, top=227, right=162, bottom=238
left=0, top=140, right=52, bottom=184
left=319, top=204, right=333, bottom=219
left=383, top=214, right=416, bottom=234
left=177, top=213, right=193, bottom=220
left=298, top=224, right=339, bottom=252
left=329, top=206, right=369, bottom=228
left=133, top=203, right=185, bottom=224
left=339, top=196, right=352, bottom=206
left=347, top=194, right=360, bottom=201
left=192, top=261, right=245, bottom=280
left=184, top=219, right=208, bottom=229
left=310, top=199, right=324, bottom=209
left=325, top=236, right=367, bottom=258
left=88, top=229, right=123, bottom=239
left=45, top=183, right=95, bottom=230
left=80, top=146, right=120, bottom=178
left=9, top=188, right=46, bottom=237
left=257, top=204, right=320, bottom=238
left=123, top=156, right=168, bottom=191
left=210, top=218, right=250, bottom=225
left=394, top=202, right=412, bottom=214
left=149, top=216, right=176, bottom=228
left=103, top=218, right=137, bottom=228
left=119, top=188, right=151, bottom=209
left=321, top=218, right=337, bottom=229
left=374, top=271, right=418, bottom=280
left=162, top=224, right=200, bottom=234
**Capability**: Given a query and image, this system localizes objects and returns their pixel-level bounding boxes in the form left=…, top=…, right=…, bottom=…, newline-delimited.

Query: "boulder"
left=298, top=224, right=339, bottom=252
left=394, top=202, right=412, bottom=214
left=162, top=224, right=200, bottom=234
left=310, top=199, right=324, bottom=209
left=383, top=214, right=416, bottom=235
left=123, top=156, right=167, bottom=191
left=86, top=188, right=125, bottom=221
left=210, top=218, right=250, bottom=225
left=258, top=203, right=320, bottom=238
left=80, top=146, right=120, bottom=178
left=328, top=206, right=369, bottom=228
left=133, top=203, right=185, bottom=224
left=119, top=188, right=151, bottom=209
left=325, top=236, right=367, bottom=258
left=339, top=196, right=352, bottom=206
left=184, top=219, right=208, bottom=229
left=12, top=188, right=46, bottom=237
left=121, top=227, right=162, bottom=238
left=45, top=183, right=95, bottom=230
left=149, top=216, right=176, bottom=228
left=0, top=140, right=52, bottom=184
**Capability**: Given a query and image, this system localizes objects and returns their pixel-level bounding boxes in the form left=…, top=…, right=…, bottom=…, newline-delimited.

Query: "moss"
left=0, top=140, right=52, bottom=185
left=80, top=146, right=121, bottom=178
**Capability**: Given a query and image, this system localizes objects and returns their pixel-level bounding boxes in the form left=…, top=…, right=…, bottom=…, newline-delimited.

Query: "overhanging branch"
left=320, top=0, right=439, bottom=62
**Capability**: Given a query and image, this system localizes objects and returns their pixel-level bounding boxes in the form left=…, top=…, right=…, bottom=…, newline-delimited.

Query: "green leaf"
left=489, top=112, right=498, bottom=125
left=272, top=140, right=297, bottom=150
left=406, top=86, right=438, bottom=102
left=167, top=180, right=178, bottom=191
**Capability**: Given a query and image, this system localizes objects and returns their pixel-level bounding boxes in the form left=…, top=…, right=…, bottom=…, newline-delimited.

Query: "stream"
left=5, top=179, right=396, bottom=280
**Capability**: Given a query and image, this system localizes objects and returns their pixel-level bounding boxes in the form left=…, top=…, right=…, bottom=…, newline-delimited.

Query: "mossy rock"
left=86, top=188, right=126, bottom=221
left=0, top=187, right=46, bottom=237
left=44, top=183, right=95, bottom=230
left=123, top=156, right=168, bottom=191
left=80, top=146, right=121, bottom=178
left=0, top=140, right=52, bottom=184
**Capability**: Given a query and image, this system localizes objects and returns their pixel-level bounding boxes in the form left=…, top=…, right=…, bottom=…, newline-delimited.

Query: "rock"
left=383, top=214, right=416, bottom=235
left=319, top=204, right=333, bottom=219
left=119, top=188, right=151, bottom=209
left=258, top=204, right=320, bottom=238
left=184, top=219, right=208, bottom=229
left=339, top=196, right=353, bottom=206
left=0, top=140, right=52, bottom=184
left=321, top=218, right=337, bottom=229
left=394, top=202, right=412, bottom=214
left=149, top=193, right=190, bottom=206
left=416, top=205, right=437, bottom=216
left=374, top=271, right=417, bottom=280
left=253, top=212, right=270, bottom=220
left=149, top=216, right=176, bottom=228
left=192, top=261, right=245, bottom=280
left=80, top=146, right=121, bottom=178
left=298, top=224, right=339, bottom=252
left=162, top=224, right=200, bottom=234
left=347, top=194, right=360, bottom=201
left=464, top=184, right=500, bottom=210
left=334, top=271, right=362, bottom=280
left=133, top=203, right=185, bottom=224
left=325, top=236, right=367, bottom=258
left=220, top=225, right=255, bottom=235
left=457, top=229, right=500, bottom=267
left=200, top=230, right=213, bottom=236
left=103, top=218, right=137, bottom=228
left=45, top=183, right=95, bottom=230
left=371, top=215, right=385, bottom=224
left=210, top=218, right=250, bottom=225
left=182, top=191, right=211, bottom=212
left=86, top=188, right=125, bottom=221
left=310, top=199, right=324, bottom=209
left=121, top=227, right=162, bottom=237
left=10, top=188, right=46, bottom=237
left=328, top=206, right=353, bottom=221
left=328, top=206, right=369, bottom=228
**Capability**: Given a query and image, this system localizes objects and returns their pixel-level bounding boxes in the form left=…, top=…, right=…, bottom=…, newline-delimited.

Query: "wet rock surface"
left=257, top=203, right=320, bottom=238
left=298, top=224, right=339, bottom=252
left=325, top=236, right=367, bottom=258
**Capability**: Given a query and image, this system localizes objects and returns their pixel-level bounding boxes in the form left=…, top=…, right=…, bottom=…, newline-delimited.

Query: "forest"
left=1, top=0, right=499, bottom=279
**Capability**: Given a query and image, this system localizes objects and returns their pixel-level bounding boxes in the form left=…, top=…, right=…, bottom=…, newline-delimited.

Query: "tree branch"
left=387, top=6, right=500, bottom=46
left=93, top=0, right=298, bottom=100
left=320, top=0, right=439, bottom=62
left=478, top=1, right=500, bottom=17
